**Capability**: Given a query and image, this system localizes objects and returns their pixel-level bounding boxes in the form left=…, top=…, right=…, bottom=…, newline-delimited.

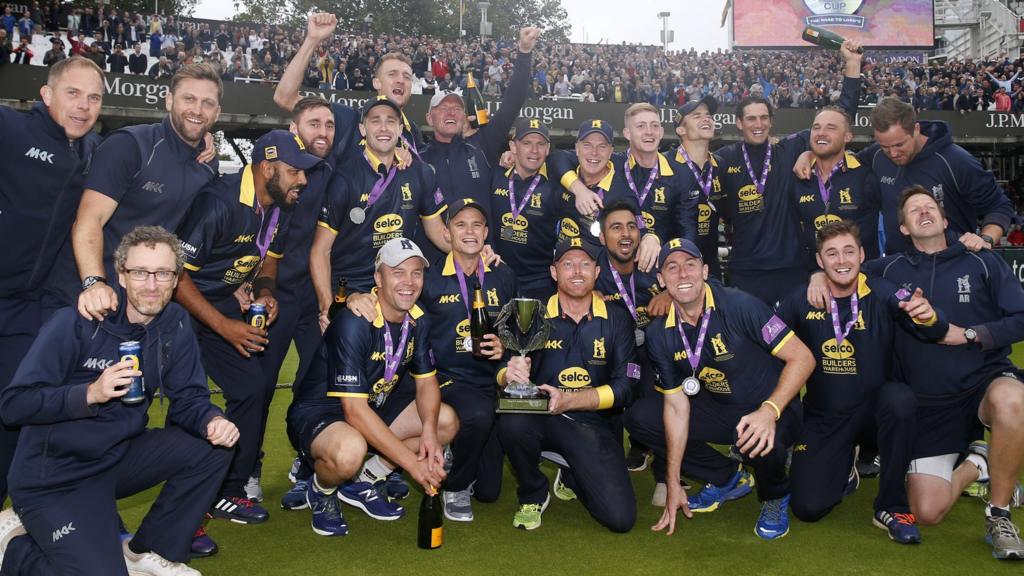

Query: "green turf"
left=116, top=344, right=1024, bottom=574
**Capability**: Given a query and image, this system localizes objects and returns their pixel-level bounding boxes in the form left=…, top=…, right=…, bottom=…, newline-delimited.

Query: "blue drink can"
left=246, top=303, right=268, bottom=353
left=119, top=341, right=145, bottom=405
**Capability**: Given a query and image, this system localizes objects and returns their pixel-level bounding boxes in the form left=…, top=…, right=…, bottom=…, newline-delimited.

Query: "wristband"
left=761, top=400, right=781, bottom=421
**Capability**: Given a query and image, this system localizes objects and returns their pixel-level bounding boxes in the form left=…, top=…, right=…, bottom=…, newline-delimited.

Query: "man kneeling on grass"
left=286, top=238, right=458, bottom=536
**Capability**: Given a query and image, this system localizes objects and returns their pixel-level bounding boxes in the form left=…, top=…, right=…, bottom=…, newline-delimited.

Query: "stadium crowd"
left=4, top=1, right=1024, bottom=112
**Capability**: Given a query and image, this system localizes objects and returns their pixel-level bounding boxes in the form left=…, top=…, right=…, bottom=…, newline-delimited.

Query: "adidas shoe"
left=208, top=496, right=269, bottom=524
left=873, top=510, right=921, bottom=544
left=189, top=525, right=218, bottom=559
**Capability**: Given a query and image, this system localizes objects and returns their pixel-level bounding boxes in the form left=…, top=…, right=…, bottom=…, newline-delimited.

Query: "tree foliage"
left=228, top=0, right=570, bottom=42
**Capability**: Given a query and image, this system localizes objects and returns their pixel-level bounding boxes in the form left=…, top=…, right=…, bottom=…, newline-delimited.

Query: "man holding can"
left=0, top=225, right=237, bottom=575
left=174, top=129, right=321, bottom=525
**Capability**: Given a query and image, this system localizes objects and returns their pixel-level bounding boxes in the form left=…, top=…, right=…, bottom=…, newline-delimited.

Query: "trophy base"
left=496, top=395, right=550, bottom=414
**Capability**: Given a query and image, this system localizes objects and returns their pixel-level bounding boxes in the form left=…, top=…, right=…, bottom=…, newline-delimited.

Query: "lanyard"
left=675, top=305, right=713, bottom=375
left=453, top=257, right=486, bottom=318
left=829, top=291, right=860, bottom=345
left=254, top=205, right=280, bottom=259
left=741, top=142, right=772, bottom=195
left=508, top=172, right=543, bottom=219
left=815, top=159, right=845, bottom=206
left=400, top=134, right=423, bottom=162
left=610, top=268, right=638, bottom=322
left=382, top=314, right=412, bottom=384
left=364, top=154, right=398, bottom=209
left=679, top=146, right=714, bottom=201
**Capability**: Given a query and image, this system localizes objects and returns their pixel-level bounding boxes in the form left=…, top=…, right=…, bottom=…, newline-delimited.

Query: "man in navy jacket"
left=864, top=186, right=1024, bottom=560
left=0, top=56, right=104, bottom=506
left=0, top=226, right=237, bottom=575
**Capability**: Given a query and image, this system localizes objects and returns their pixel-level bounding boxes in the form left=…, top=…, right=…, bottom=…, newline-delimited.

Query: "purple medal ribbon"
left=382, top=314, right=412, bottom=384
left=508, top=173, right=543, bottom=220
left=741, top=142, right=772, bottom=195
left=364, top=154, right=398, bottom=210
left=829, top=291, right=859, bottom=345
left=610, top=268, right=638, bottom=322
left=400, top=134, right=423, bottom=162
left=674, top=305, right=713, bottom=375
left=623, top=150, right=660, bottom=230
left=815, top=159, right=845, bottom=206
left=679, top=146, right=714, bottom=201
left=453, top=257, right=486, bottom=317
left=254, top=205, right=280, bottom=259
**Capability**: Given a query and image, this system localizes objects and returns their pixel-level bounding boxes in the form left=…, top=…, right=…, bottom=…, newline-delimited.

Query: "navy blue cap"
left=361, top=95, right=403, bottom=122
left=252, top=130, right=321, bottom=170
left=577, top=119, right=614, bottom=143
left=675, top=95, right=718, bottom=125
left=445, top=197, right=489, bottom=224
left=659, top=237, right=703, bottom=264
left=553, top=237, right=600, bottom=262
left=511, top=117, right=549, bottom=141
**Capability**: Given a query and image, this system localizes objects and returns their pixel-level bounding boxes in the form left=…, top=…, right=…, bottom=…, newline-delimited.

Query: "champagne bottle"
left=470, top=282, right=493, bottom=358
left=465, top=71, right=490, bottom=129
left=801, top=25, right=863, bottom=53
left=327, top=279, right=347, bottom=320
left=417, top=487, right=443, bottom=550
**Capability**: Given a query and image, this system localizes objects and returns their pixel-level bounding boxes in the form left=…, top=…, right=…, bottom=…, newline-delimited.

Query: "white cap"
left=429, top=90, right=464, bottom=110
left=375, top=238, right=429, bottom=270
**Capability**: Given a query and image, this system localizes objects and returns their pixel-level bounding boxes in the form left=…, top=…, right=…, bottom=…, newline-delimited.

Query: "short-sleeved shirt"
left=508, top=293, right=639, bottom=426
left=276, top=160, right=334, bottom=302
left=318, top=148, right=445, bottom=293
left=324, top=304, right=435, bottom=410
left=177, top=165, right=288, bottom=310
left=646, top=279, right=794, bottom=408
left=419, top=253, right=518, bottom=388
left=489, top=163, right=568, bottom=284
left=594, top=249, right=660, bottom=334
left=775, top=274, right=948, bottom=414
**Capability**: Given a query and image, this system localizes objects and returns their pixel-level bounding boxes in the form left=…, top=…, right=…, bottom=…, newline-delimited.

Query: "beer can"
left=246, top=303, right=268, bottom=353
left=119, top=341, right=145, bottom=405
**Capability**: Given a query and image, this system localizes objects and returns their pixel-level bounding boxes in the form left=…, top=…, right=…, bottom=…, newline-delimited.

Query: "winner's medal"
left=462, top=336, right=473, bottom=352
left=635, top=328, right=645, bottom=347
left=349, top=207, right=366, bottom=224
left=589, top=219, right=601, bottom=237
left=682, top=376, right=701, bottom=396
left=675, top=303, right=713, bottom=396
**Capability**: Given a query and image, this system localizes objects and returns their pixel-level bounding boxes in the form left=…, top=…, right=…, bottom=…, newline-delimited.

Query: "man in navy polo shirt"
left=287, top=238, right=457, bottom=536
left=310, top=97, right=447, bottom=329
left=0, top=56, right=104, bottom=508
left=174, top=129, right=320, bottom=527
left=629, top=238, right=815, bottom=540
left=420, top=198, right=516, bottom=521
left=73, top=63, right=222, bottom=321
left=499, top=238, right=639, bottom=533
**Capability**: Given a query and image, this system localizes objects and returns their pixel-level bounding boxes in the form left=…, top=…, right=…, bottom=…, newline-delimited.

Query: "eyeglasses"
left=124, top=269, right=178, bottom=282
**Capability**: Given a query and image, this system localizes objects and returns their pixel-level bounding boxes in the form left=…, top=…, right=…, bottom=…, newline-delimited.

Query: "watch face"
left=965, top=328, right=977, bottom=342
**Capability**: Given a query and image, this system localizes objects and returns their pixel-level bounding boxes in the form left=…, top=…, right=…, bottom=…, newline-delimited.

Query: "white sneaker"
left=123, top=540, right=201, bottom=576
left=0, top=508, right=26, bottom=563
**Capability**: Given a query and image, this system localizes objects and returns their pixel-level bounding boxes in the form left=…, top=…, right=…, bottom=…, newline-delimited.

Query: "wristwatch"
left=964, top=327, right=978, bottom=344
left=980, top=234, right=995, bottom=247
left=81, top=275, right=107, bottom=291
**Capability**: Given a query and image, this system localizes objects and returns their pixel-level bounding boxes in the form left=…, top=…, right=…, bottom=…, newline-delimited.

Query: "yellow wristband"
left=761, top=400, right=781, bottom=421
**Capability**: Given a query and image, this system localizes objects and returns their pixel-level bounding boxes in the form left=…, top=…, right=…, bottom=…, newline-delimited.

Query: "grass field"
left=117, top=345, right=1024, bottom=575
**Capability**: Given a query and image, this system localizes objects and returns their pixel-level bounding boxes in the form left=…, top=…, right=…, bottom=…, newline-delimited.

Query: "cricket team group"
left=0, top=12, right=1022, bottom=575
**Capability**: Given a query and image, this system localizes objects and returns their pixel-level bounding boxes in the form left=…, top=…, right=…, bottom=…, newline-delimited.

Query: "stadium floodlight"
left=657, top=12, right=671, bottom=51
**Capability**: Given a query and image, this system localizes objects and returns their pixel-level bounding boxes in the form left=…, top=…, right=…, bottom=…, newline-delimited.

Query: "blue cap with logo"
left=361, top=95, right=403, bottom=122
left=577, top=119, right=614, bottom=143
left=511, top=117, right=550, bottom=142
left=553, top=237, right=600, bottom=262
left=252, top=129, right=321, bottom=170
left=659, top=237, right=703, bottom=264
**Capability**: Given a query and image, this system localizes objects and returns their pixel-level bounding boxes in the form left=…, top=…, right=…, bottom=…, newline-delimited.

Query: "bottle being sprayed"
left=801, top=25, right=864, bottom=53
left=465, top=71, right=490, bottom=129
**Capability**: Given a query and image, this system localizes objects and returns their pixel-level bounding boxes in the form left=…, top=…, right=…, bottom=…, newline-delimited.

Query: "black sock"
left=128, top=539, right=149, bottom=555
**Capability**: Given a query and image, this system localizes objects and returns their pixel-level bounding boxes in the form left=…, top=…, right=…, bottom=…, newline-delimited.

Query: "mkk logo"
left=727, top=166, right=742, bottom=174
left=439, top=293, right=461, bottom=305
left=142, top=181, right=165, bottom=194
left=880, top=176, right=896, bottom=185
left=83, top=357, right=115, bottom=370
left=52, top=522, right=75, bottom=543
left=25, top=147, right=54, bottom=164
left=799, top=194, right=816, bottom=204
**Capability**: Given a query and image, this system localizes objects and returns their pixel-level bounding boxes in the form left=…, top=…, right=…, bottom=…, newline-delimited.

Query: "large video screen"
left=732, top=0, right=935, bottom=49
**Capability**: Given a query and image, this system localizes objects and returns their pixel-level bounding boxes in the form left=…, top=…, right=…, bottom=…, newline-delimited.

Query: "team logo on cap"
left=592, top=120, right=602, bottom=128
left=668, top=238, right=682, bottom=249
left=265, top=146, right=278, bottom=160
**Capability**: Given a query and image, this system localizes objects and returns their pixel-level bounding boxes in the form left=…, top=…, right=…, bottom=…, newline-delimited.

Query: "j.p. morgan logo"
left=104, top=76, right=170, bottom=105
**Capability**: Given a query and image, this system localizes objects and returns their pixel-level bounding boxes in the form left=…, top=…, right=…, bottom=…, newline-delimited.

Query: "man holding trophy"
left=497, top=238, right=640, bottom=533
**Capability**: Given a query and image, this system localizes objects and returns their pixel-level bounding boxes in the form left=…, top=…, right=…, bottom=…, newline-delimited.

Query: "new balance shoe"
left=281, top=478, right=311, bottom=511
left=306, top=483, right=348, bottom=536
left=443, top=488, right=474, bottom=522
left=873, top=510, right=921, bottom=544
left=384, top=470, right=410, bottom=501
left=123, top=539, right=200, bottom=576
left=687, top=468, right=755, bottom=513
left=512, top=494, right=551, bottom=531
left=987, top=509, right=1024, bottom=560
left=208, top=496, right=269, bottom=524
left=553, top=468, right=578, bottom=501
left=626, top=445, right=650, bottom=472
left=189, top=526, right=217, bottom=559
left=755, top=494, right=791, bottom=540
left=0, top=508, right=26, bottom=564
left=287, top=455, right=303, bottom=483
left=338, top=481, right=405, bottom=520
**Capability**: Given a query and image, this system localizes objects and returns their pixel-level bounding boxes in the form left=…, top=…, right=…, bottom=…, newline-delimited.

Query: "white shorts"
left=907, top=453, right=959, bottom=483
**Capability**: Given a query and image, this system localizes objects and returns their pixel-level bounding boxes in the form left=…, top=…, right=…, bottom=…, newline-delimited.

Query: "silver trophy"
left=495, top=298, right=551, bottom=413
